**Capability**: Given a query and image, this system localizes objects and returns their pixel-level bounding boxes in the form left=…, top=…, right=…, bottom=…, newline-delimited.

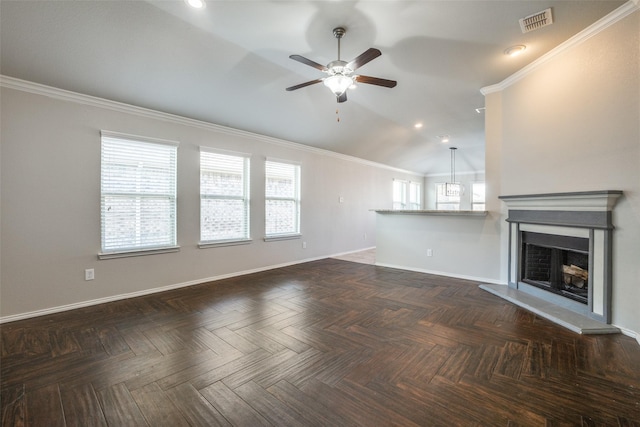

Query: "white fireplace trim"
left=592, top=230, right=606, bottom=316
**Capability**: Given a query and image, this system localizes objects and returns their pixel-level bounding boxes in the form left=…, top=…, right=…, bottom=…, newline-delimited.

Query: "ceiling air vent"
left=519, top=8, right=553, bottom=33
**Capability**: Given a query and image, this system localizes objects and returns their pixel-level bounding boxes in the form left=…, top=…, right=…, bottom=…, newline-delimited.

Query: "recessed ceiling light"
left=438, top=135, right=450, bottom=143
left=185, top=0, right=206, bottom=9
left=504, top=45, right=526, bottom=57
left=414, top=123, right=423, bottom=129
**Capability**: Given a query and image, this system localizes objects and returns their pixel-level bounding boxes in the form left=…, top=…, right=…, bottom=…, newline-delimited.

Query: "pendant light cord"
left=450, top=147, right=457, bottom=183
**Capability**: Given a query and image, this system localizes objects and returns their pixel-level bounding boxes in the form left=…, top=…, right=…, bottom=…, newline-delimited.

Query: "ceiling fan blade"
left=355, top=75, right=397, bottom=88
left=286, top=79, right=323, bottom=91
left=289, top=55, right=327, bottom=71
left=337, top=92, right=347, bottom=103
left=347, top=48, right=381, bottom=71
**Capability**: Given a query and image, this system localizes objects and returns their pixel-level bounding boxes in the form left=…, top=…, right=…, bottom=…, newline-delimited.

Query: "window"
left=408, top=182, right=421, bottom=210
left=435, top=183, right=460, bottom=210
left=265, top=160, right=300, bottom=238
left=472, top=182, right=486, bottom=211
left=100, top=131, right=178, bottom=258
left=200, top=149, right=250, bottom=245
left=393, top=179, right=421, bottom=210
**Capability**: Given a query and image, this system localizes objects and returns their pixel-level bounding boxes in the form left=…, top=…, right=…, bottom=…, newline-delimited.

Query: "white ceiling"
left=0, top=0, right=625, bottom=174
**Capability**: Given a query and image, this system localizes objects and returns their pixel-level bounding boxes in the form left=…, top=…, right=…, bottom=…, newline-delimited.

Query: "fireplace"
left=521, top=232, right=589, bottom=304
left=498, top=191, right=622, bottom=325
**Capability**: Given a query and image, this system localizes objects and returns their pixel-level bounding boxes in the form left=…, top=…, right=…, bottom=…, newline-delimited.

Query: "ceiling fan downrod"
left=333, top=27, right=346, bottom=60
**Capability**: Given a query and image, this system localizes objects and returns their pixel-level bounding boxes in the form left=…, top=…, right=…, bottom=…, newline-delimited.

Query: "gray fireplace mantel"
left=488, top=190, right=623, bottom=333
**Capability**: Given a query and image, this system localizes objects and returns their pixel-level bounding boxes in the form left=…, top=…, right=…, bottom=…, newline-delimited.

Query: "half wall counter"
left=372, top=209, right=502, bottom=284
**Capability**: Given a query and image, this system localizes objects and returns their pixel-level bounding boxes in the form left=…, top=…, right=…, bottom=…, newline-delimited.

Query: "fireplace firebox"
left=521, top=232, right=589, bottom=304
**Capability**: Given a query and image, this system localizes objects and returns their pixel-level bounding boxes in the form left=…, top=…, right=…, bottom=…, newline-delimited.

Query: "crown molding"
left=481, top=1, right=639, bottom=95
left=0, top=75, right=423, bottom=177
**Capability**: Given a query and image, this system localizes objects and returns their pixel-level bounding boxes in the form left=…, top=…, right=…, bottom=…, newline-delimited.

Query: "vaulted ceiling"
left=0, top=0, right=625, bottom=174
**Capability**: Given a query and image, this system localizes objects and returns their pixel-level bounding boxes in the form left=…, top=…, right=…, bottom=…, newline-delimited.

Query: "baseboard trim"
left=615, top=325, right=640, bottom=343
left=0, top=254, right=330, bottom=324
left=330, top=246, right=376, bottom=258
left=374, top=262, right=503, bottom=285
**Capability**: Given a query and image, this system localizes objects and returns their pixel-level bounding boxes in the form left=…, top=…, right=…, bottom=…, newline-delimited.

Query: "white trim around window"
left=264, top=159, right=301, bottom=239
left=99, top=131, right=179, bottom=259
left=393, top=179, right=421, bottom=210
left=199, top=147, right=251, bottom=247
left=472, top=181, right=486, bottom=211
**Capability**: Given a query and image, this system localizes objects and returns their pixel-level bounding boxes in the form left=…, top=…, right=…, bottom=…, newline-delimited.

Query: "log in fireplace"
left=521, top=231, right=589, bottom=304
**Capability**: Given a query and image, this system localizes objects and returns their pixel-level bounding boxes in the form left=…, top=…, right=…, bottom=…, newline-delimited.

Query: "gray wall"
left=0, top=85, right=422, bottom=320
left=485, top=9, right=640, bottom=336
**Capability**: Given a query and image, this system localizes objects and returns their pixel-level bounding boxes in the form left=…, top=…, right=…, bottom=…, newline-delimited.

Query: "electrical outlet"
left=303, top=241, right=307, bottom=249
left=85, top=268, right=95, bottom=281
left=427, top=249, right=433, bottom=257
left=339, top=196, right=344, bottom=203
left=363, top=233, right=367, bottom=240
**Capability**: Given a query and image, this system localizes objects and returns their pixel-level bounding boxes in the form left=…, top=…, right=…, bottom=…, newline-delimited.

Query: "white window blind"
left=100, top=133, right=178, bottom=256
left=265, top=160, right=300, bottom=237
left=200, top=150, right=250, bottom=243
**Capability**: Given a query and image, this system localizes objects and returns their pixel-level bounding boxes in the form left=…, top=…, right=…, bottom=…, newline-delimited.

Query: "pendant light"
left=445, top=147, right=461, bottom=197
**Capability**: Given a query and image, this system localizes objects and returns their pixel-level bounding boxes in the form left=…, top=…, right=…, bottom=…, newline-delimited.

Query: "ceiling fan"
left=286, top=27, right=397, bottom=103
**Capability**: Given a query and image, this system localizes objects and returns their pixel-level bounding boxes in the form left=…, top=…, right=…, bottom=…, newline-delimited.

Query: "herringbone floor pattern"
left=2, top=259, right=640, bottom=426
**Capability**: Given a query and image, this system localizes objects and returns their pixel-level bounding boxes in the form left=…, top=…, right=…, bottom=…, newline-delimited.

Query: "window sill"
left=98, top=246, right=180, bottom=260
left=264, top=233, right=302, bottom=242
left=199, top=239, right=252, bottom=249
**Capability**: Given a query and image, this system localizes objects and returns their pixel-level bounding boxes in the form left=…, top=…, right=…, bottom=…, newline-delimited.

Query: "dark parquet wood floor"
left=2, top=258, right=640, bottom=426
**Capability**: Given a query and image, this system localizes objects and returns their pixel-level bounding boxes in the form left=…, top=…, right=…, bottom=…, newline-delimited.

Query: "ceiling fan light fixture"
left=504, top=45, right=526, bottom=57
left=184, top=0, right=206, bottom=9
left=323, top=74, right=353, bottom=97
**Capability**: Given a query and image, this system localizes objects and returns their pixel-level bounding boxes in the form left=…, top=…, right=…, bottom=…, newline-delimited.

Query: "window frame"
left=393, top=179, right=422, bottom=210
left=264, top=159, right=301, bottom=241
left=199, top=147, right=252, bottom=248
left=471, top=181, right=486, bottom=211
left=99, top=131, right=179, bottom=259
